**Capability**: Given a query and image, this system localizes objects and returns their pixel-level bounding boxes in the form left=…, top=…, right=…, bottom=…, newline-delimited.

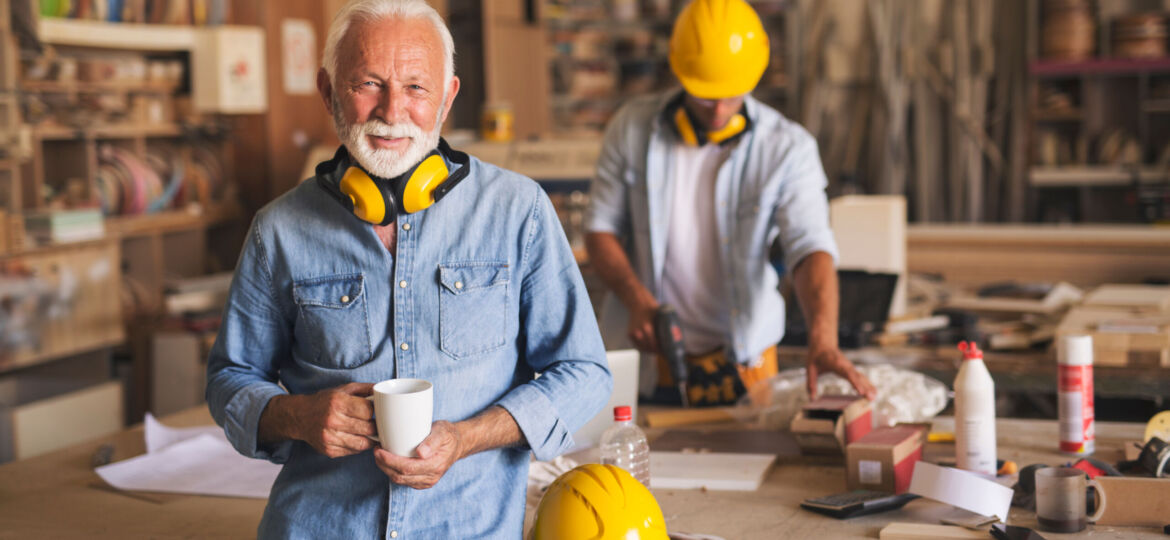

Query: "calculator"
left=800, top=490, right=920, bottom=519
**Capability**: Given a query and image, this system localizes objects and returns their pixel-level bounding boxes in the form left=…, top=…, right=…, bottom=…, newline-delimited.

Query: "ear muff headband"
left=670, top=96, right=752, bottom=147
left=324, top=138, right=471, bottom=226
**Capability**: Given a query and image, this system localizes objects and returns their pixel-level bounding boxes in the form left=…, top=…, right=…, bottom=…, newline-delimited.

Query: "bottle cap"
left=958, top=341, right=984, bottom=360
left=613, top=405, right=632, bottom=422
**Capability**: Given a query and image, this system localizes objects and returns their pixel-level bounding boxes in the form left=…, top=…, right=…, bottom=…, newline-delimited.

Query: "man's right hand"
left=627, top=299, right=660, bottom=353
left=260, top=382, right=377, bottom=459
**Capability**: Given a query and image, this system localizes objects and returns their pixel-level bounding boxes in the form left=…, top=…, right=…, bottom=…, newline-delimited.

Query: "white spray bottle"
left=954, top=341, right=997, bottom=475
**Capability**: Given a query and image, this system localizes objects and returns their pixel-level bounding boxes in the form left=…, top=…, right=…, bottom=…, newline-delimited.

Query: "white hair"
left=322, top=0, right=455, bottom=86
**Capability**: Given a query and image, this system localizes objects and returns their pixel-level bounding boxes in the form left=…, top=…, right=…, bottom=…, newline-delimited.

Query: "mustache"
left=360, top=121, right=424, bottom=139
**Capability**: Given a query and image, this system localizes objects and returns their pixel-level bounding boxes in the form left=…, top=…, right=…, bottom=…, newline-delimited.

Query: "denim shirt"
left=586, top=90, right=838, bottom=378
left=206, top=149, right=612, bottom=539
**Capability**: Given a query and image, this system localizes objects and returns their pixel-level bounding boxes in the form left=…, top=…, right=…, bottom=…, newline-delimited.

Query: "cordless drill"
left=653, top=305, right=690, bottom=407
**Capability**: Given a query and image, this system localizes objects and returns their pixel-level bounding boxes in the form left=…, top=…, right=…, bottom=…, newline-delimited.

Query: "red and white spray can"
left=1058, top=335, right=1095, bottom=455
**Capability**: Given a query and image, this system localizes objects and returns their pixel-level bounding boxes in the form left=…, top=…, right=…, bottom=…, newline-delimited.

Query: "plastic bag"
left=743, top=364, right=949, bottom=430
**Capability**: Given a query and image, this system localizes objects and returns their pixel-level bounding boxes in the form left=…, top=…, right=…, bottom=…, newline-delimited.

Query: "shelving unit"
left=3, top=10, right=260, bottom=429
left=1026, top=0, right=1170, bottom=222
left=541, top=0, right=797, bottom=134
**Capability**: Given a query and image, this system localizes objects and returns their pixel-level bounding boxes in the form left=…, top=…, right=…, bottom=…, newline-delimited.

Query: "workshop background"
left=0, top=0, right=1169, bottom=464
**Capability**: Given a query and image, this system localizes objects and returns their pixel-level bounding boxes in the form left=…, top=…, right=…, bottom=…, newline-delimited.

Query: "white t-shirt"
left=660, top=143, right=731, bottom=354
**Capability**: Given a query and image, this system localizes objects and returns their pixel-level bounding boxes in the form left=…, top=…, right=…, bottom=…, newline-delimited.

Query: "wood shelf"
left=0, top=337, right=124, bottom=375
left=35, top=124, right=188, bottom=141
left=105, top=202, right=241, bottom=238
left=1030, top=58, right=1170, bottom=77
left=1030, top=166, right=1169, bottom=187
left=37, top=18, right=197, bottom=51
left=21, top=80, right=180, bottom=94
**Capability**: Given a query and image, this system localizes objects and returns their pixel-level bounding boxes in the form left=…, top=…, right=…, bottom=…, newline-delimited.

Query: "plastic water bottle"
left=600, top=405, right=650, bottom=486
left=954, top=341, right=997, bottom=476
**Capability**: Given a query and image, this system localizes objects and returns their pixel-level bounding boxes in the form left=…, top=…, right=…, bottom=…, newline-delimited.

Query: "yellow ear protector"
left=669, top=94, right=752, bottom=147
left=318, top=138, right=471, bottom=226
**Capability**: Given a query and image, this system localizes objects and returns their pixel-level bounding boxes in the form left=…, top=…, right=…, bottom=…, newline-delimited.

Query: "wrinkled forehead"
left=335, top=16, right=444, bottom=78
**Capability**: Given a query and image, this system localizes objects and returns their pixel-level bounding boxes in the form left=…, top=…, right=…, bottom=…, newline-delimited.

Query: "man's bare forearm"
left=585, top=232, right=656, bottom=310
left=258, top=394, right=301, bottom=444
left=453, top=406, right=523, bottom=459
left=792, top=251, right=839, bottom=351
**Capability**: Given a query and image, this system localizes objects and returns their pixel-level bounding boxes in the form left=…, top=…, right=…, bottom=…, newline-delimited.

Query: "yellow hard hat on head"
left=669, top=0, right=770, bottom=99
left=532, top=463, right=668, bottom=540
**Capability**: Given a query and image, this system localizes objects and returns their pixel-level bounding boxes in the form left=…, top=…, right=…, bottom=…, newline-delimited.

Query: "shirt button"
left=340, top=295, right=350, bottom=303
left=454, top=281, right=464, bottom=290
left=402, top=223, right=411, bottom=231
left=399, top=280, right=407, bottom=288
left=400, top=343, right=409, bottom=351
left=390, top=532, right=398, bottom=538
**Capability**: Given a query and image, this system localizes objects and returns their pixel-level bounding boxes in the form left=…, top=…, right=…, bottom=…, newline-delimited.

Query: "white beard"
left=333, top=99, right=442, bottom=179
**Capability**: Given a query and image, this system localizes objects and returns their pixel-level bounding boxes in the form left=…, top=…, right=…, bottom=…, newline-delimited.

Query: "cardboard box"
left=846, top=424, right=927, bottom=493
left=790, top=395, right=872, bottom=454
left=1091, top=476, right=1170, bottom=527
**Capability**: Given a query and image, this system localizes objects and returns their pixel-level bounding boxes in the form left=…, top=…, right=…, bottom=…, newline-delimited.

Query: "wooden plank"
left=879, top=523, right=986, bottom=540
left=907, top=224, right=1170, bottom=287
left=642, top=407, right=745, bottom=428
left=11, top=380, right=123, bottom=460
left=37, top=19, right=197, bottom=50
left=1083, top=285, right=1170, bottom=313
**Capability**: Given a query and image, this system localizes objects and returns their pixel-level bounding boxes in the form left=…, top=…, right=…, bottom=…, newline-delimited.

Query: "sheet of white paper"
left=908, top=461, right=1014, bottom=521
left=144, top=412, right=226, bottom=454
left=97, top=433, right=280, bottom=499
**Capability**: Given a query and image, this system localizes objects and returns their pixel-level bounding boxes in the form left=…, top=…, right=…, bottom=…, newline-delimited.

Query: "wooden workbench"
left=777, top=345, right=1170, bottom=401
left=0, top=407, right=1163, bottom=539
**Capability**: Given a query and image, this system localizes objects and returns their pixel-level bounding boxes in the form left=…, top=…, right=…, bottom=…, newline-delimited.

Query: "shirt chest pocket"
left=292, top=274, right=373, bottom=369
left=438, top=262, right=509, bottom=360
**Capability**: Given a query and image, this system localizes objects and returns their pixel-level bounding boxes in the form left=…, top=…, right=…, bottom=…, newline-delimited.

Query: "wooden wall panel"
left=483, top=0, right=548, bottom=138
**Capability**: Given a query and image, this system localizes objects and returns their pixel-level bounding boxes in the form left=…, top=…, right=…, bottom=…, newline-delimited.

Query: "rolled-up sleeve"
left=205, top=215, right=293, bottom=463
left=585, top=106, right=631, bottom=236
left=771, top=131, right=840, bottom=271
left=497, top=186, right=612, bottom=461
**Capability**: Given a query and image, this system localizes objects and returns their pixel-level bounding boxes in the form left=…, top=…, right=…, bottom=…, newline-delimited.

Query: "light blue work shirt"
left=586, top=89, right=839, bottom=380
left=206, top=147, right=612, bottom=539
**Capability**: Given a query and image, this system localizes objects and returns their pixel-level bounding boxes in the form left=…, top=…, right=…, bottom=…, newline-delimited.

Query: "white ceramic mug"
left=371, top=379, right=433, bottom=457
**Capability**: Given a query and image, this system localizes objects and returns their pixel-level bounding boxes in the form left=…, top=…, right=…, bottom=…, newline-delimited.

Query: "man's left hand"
left=806, top=346, right=877, bottom=401
left=373, top=421, right=463, bottom=489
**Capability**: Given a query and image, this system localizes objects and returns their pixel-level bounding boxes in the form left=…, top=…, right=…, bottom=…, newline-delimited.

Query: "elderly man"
left=205, top=1, right=611, bottom=537
left=586, top=0, right=875, bottom=405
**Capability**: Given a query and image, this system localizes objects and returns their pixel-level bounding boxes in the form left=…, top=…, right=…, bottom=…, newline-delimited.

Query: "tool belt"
left=653, top=346, right=778, bottom=407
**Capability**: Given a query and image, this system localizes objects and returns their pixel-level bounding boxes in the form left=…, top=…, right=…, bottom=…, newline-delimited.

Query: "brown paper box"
left=846, top=424, right=926, bottom=493
left=1091, top=476, right=1170, bottom=527
left=790, top=395, right=872, bottom=455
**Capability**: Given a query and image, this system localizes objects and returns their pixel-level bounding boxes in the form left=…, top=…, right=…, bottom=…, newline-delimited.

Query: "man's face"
left=683, top=93, right=746, bottom=132
left=319, top=17, right=460, bottom=179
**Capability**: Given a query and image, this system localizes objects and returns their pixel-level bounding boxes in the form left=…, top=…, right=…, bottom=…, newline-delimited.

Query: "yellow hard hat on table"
left=669, top=0, right=770, bottom=99
left=532, top=463, right=669, bottom=540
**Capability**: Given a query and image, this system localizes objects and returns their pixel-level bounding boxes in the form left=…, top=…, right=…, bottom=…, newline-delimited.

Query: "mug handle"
left=1087, top=479, right=1105, bottom=523
left=365, top=395, right=380, bottom=442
